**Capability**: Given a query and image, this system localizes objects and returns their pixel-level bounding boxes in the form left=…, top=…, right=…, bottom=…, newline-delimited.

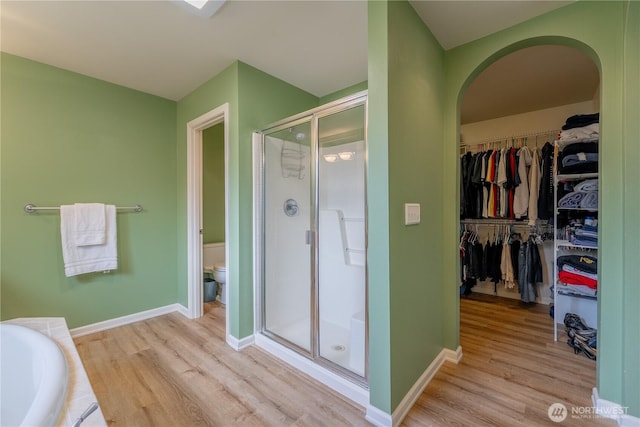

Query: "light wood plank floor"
left=402, top=293, right=612, bottom=427
left=75, top=296, right=613, bottom=426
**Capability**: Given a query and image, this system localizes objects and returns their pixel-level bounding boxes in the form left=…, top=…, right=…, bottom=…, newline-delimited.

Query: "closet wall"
left=460, top=100, right=599, bottom=303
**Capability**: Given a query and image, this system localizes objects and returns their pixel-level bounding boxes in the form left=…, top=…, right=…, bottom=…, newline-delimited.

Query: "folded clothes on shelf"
left=573, top=179, right=599, bottom=192
left=561, top=113, right=599, bottom=130
left=558, top=283, right=597, bottom=298
left=562, top=153, right=598, bottom=167
left=571, top=237, right=598, bottom=247
left=579, top=191, right=598, bottom=210
left=558, top=191, right=585, bottom=208
left=559, top=270, right=597, bottom=288
left=557, top=254, right=597, bottom=274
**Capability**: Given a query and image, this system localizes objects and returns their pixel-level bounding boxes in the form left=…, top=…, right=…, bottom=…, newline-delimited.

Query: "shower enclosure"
left=257, top=93, right=367, bottom=385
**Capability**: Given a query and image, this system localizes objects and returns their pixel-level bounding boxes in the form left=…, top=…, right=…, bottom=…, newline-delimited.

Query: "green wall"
left=319, top=81, right=368, bottom=105
left=176, top=61, right=317, bottom=338
left=442, top=1, right=638, bottom=416
left=367, top=0, right=447, bottom=413
left=202, top=123, right=225, bottom=243
left=387, top=1, right=446, bottom=412
left=621, top=0, right=640, bottom=415
left=235, top=62, right=318, bottom=337
left=367, top=0, right=392, bottom=413
left=0, top=53, right=178, bottom=328
left=175, top=62, right=239, bottom=331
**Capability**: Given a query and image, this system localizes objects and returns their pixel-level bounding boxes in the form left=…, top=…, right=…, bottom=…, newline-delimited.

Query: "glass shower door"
left=317, top=103, right=367, bottom=378
left=262, top=120, right=313, bottom=353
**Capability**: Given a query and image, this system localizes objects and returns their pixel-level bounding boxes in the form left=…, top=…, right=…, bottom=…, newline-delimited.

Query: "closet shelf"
left=556, top=290, right=597, bottom=301
left=557, top=207, right=598, bottom=212
left=556, top=172, right=599, bottom=181
left=556, top=240, right=597, bottom=250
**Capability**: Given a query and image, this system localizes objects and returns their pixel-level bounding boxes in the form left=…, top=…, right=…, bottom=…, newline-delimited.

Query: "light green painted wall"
left=176, top=61, right=317, bottom=338
left=236, top=61, right=318, bottom=338
left=443, top=1, right=638, bottom=416
left=387, top=1, right=446, bottom=411
left=0, top=53, right=178, bottom=328
left=319, top=81, right=368, bottom=105
left=367, top=0, right=392, bottom=413
left=202, top=123, right=225, bottom=244
left=176, top=62, right=239, bottom=333
left=367, top=0, right=447, bottom=413
left=622, top=0, right=640, bottom=415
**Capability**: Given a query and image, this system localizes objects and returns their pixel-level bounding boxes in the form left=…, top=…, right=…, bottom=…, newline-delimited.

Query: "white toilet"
left=203, top=242, right=226, bottom=304
left=213, top=263, right=226, bottom=304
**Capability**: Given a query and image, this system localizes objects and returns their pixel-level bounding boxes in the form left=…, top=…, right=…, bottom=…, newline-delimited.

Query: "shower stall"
left=256, top=92, right=367, bottom=385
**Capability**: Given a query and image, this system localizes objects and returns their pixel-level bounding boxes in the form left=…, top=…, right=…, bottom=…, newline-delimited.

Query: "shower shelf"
left=281, top=141, right=306, bottom=179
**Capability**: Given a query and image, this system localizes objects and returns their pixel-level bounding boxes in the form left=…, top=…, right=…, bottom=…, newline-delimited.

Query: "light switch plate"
left=405, top=203, right=420, bottom=225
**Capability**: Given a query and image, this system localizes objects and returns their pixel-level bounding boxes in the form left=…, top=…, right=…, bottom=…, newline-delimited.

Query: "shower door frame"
left=255, top=91, right=369, bottom=387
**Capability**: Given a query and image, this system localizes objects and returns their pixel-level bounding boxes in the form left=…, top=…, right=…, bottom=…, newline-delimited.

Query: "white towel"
left=60, top=204, right=117, bottom=277
left=73, top=203, right=106, bottom=246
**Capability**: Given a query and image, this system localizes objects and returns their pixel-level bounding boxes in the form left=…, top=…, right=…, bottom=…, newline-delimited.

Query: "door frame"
left=186, top=103, right=229, bottom=334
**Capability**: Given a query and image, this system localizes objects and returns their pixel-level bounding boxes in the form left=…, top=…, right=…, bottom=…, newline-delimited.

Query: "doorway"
left=457, top=44, right=600, bottom=373
left=186, top=104, right=229, bottom=339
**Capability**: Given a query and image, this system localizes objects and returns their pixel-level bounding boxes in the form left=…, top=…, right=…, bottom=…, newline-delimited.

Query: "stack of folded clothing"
left=557, top=179, right=598, bottom=212
left=558, top=141, right=598, bottom=174
left=557, top=113, right=599, bottom=174
left=557, top=254, right=597, bottom=297
left=558, top=113, right=599, bottom=148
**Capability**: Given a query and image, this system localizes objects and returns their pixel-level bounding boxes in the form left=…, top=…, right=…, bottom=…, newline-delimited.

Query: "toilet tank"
left=203, top=242, right=225, bottom=269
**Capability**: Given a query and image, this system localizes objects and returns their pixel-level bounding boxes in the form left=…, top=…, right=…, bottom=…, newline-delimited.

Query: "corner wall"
left=367, top=0, right=448, bottom=414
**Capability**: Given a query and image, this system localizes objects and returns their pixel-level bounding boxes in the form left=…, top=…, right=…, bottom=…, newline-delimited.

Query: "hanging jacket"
left=537, top=142, right=555, bottom=221
left=527, top=148, right=541, bottom=226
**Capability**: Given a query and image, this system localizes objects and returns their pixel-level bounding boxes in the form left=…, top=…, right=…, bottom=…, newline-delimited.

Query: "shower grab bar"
left=341, top=217, right=364, bottom=222
left=24, top=204, right=143, bottom=214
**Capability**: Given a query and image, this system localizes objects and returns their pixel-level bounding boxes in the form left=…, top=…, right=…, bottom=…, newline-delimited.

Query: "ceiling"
left=1, top=0, right=596, bottom=124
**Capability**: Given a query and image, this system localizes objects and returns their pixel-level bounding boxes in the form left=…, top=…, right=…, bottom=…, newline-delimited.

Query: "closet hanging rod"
left=460, top=219, right=548, bottom=226
left=24, top=204, right=143, bottom=214
left=461, top=129, right=560, bottom=150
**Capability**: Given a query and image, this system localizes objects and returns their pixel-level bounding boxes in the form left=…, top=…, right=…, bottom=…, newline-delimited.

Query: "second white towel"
left=60, top=204, right=118, bottom=277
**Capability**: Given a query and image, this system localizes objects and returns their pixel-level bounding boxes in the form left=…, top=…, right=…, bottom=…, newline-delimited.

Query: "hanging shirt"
left=528, top=148, right=541, bottom=226
left=514, top=146, right=532, bottom=219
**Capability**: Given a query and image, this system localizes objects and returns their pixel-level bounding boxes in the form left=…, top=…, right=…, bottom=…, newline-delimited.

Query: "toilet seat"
left=213, top=264, right=226, bottom=273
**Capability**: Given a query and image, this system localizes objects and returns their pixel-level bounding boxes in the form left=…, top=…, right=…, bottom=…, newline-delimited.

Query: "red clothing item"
left=558, top=271, right=598, bottom=289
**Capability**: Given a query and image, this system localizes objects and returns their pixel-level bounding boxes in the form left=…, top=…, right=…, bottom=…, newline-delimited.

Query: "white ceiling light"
left=338, top=151, right=355, bottom=161
left=323, top=154, right=338, bottom=163
left=175, top=0, right=227, bottom=18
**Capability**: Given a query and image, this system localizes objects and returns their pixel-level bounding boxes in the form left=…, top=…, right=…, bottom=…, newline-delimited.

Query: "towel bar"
left=24, top=204, right=143, bottom=214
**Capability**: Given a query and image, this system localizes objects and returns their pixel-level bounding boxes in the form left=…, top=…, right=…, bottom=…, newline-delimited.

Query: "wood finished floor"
left=75, top=295, right=613, bottom=426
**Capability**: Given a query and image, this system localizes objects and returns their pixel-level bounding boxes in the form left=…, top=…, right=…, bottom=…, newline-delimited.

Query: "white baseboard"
left=70, top=303, right=188, bottom=338
left=365, top=405, right=393, bottom=427
left=367, top=346, right=462, bottom=427
left=253, top=333, right=370, bottom=408
left=227, top=333, right=254, bottom=350
left=592, top=388, right=639, bottom=426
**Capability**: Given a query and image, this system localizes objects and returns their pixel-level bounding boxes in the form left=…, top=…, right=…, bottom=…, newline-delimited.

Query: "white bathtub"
left=1, top=323, right=69, bottom=427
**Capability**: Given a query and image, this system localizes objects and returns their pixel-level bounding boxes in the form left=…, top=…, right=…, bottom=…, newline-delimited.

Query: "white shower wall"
left=264, top=137, right=311, bottom=347
left=264, top=138, right=366, bottom=340
left=318, top=140, right=366, bottom=330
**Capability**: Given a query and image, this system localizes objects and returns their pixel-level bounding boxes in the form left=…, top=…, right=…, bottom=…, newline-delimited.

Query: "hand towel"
left=61, top=204, right=117, bottom=277
left=73, top=203, right=106, bottom=246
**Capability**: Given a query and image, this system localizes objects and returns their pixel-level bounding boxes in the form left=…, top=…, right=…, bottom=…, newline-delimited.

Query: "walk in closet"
left=458, top=44, right=600, bottom=361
